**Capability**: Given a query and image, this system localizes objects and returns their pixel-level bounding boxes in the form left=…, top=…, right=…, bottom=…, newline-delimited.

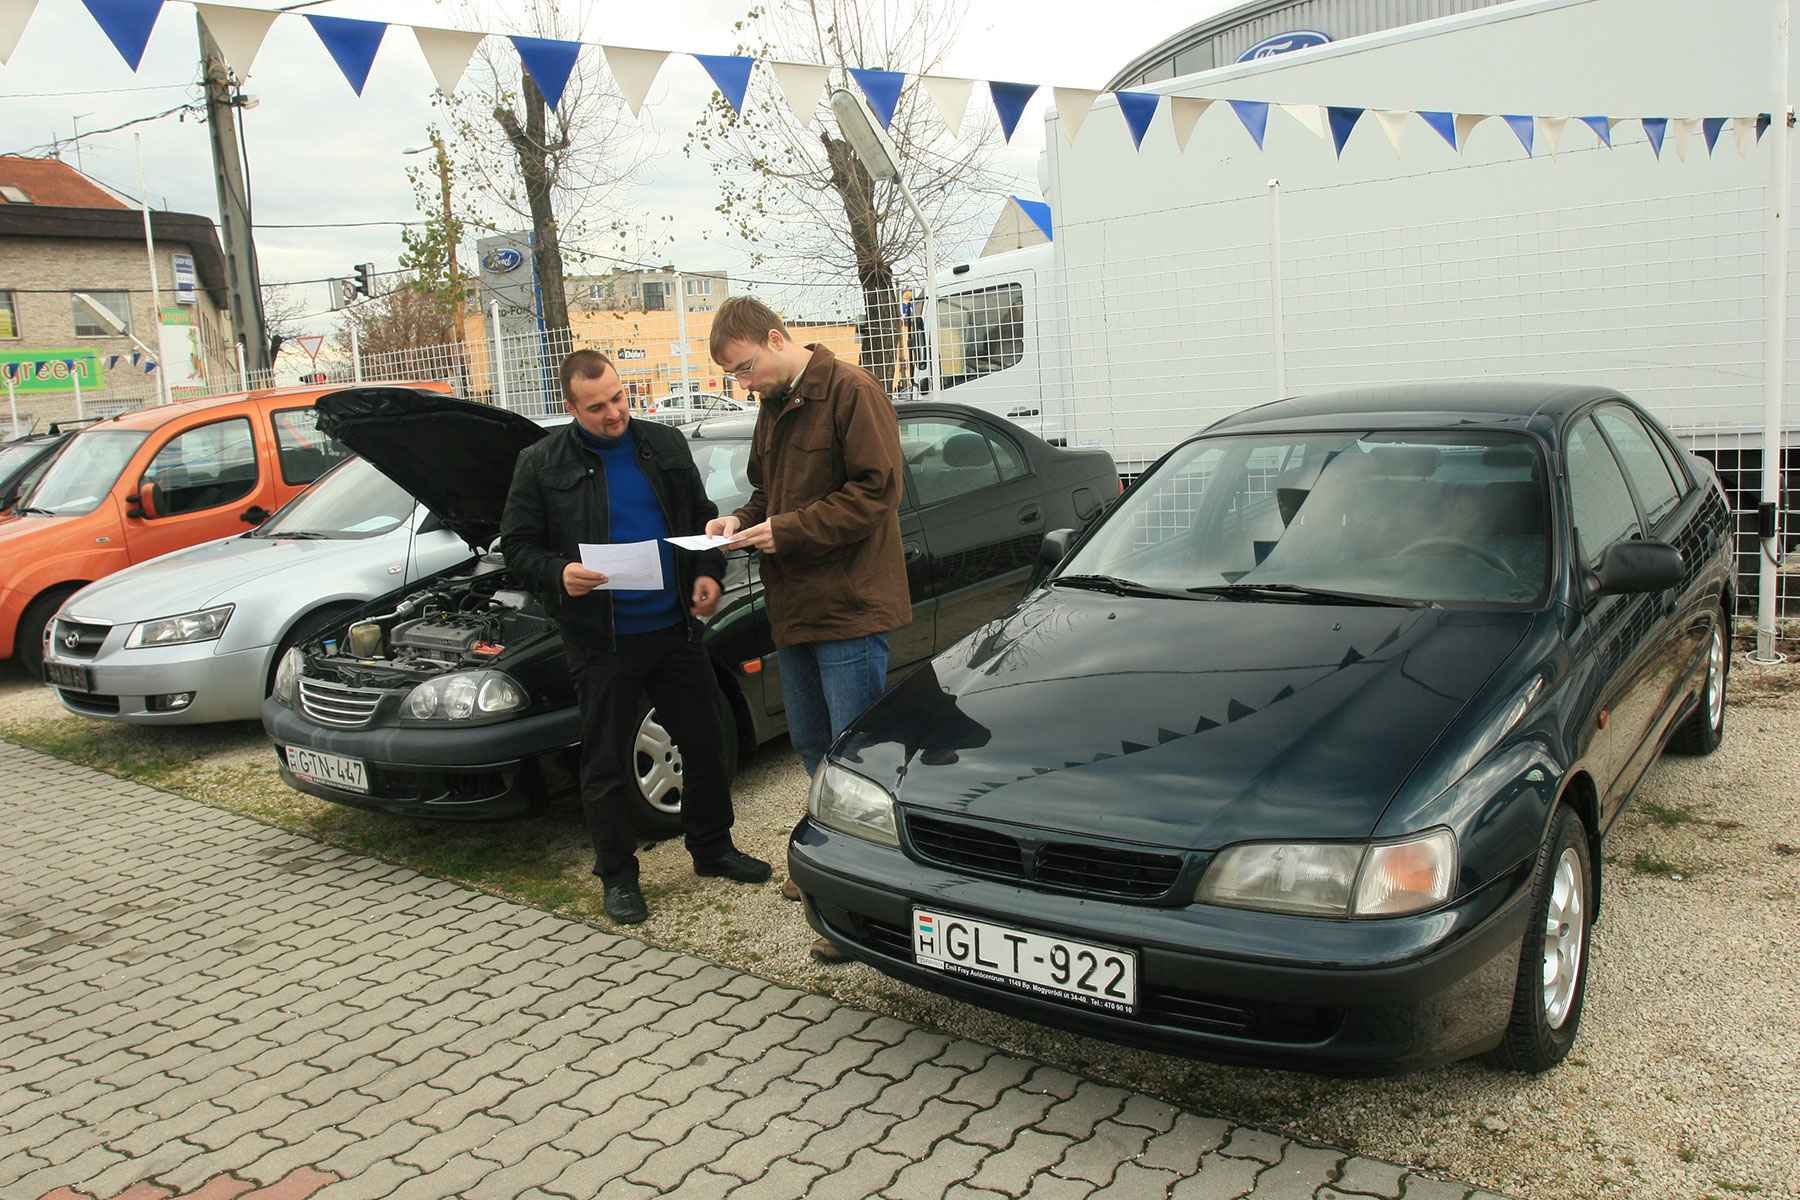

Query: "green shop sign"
left=0, top=350, right=106, bottom=393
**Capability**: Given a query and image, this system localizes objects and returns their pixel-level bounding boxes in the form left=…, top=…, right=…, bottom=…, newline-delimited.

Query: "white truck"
left=932, top=0, right=1793, bottom=480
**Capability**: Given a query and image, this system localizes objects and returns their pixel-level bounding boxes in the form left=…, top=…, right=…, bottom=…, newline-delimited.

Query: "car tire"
left=16, top=586, right=78, bottom=679
left=1486, top=806, right=1591, bottom=1073
left=631, top=685, right=739, bottom=842
left=1667, top=612, right=1728, bottom=755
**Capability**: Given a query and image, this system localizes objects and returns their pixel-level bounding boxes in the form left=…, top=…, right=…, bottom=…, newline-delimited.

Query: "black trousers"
left=563, top=624, right=735, bottom=886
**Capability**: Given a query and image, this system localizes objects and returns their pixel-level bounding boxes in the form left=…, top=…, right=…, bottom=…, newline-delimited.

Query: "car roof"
left=1204, top=382, right=1625, bottom=440
left=676, top=398, right=1033, bottom=444
left=75, top=380, right=451, bottom=433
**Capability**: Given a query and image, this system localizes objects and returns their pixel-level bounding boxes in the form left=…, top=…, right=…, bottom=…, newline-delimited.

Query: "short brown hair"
left=559, top=348, right=616, bottom=400
left=709, top=296, right=788, bottom=363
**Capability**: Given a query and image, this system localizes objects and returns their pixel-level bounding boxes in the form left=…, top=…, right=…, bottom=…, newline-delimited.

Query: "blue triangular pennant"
left=1642, top=118, right=1667, bottom=159
left=511, top=35, right=581, bottom=112
left=1228, top=99, right=1269, bottom=148
left=694, top=53, right=754, bottom=115
left=80, top=0, right=164, bottom=71
left=1115, top=90, right=1159, bottom=149
left=1503, top=114, right=1534, bottom=155
left=989, top=81, right=1040, bottom=143
left=1703, top=117, right=1727, bottom=154
left=1580, top=115, right=1612, bottom=147
left=1326, top=106, right=1363, bottom=157
left=307, top=14, right=388, bottom=96
left=1758, top=112, right=1772, bottom=142
left=849, top=68, right=905, bottom=128
left=1014, top=196, right=1052, bottom=240
left=1419, top=110, right=1458, bottom=149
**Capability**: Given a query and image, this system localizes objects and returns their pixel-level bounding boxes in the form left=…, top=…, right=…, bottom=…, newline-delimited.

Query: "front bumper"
left=46, top=642, right=268, bottom=725
left=261, top=697, right=581, bottom=820
left=789, top=817, right=1533, bottom=1076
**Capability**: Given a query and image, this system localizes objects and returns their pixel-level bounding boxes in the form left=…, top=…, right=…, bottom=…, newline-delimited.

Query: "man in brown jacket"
left=707, top=295, right=910, bottom=963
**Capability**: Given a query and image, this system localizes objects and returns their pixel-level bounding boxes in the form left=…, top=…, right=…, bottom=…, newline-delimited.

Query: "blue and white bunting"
left=1229, top=99, right=1269, bottom=149
left=81, top=0, right=163, bottom=71
left=1419, top=110, right=1458, bottom=150
left=693, top=53, right=754, bottom=115
left=1115, top=91, right=1159, bottom=149
left=307, top=14, right=387, bottom=97
left=1643, top=117, right=1668, bottom=159
left=1326, top=106, right=1362, bottom=157
left=1580, top=115, right=1613, bottom=147
left=987, top=81, right=1039, bottom=143
left=1503, top=114, right=1534, bottom=155
left=849, top=67, right=905, bottom=129
left=511, top=35, right=581, bottom=112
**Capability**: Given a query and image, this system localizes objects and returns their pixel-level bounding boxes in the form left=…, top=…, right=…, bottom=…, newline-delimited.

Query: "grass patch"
left=1630, top=851, right=1679, bottom=876
left=1644, top=802, right=1696, bottom=827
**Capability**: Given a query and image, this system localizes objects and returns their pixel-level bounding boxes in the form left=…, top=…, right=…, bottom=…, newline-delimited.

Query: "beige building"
left=0, top=157, right=236, bottom=430
left=567, top=267, right=732, bottom=315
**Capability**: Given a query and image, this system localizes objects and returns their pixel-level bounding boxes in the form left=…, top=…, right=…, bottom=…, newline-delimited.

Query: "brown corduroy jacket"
left=733, top=344, right=910, bottom=646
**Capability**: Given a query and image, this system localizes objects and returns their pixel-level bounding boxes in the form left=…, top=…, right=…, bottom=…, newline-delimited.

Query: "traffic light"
left=353, top=263, right=375, bottom=297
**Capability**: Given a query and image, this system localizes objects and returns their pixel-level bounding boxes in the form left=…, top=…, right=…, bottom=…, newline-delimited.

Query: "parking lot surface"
left=0, top=738, right=1515, bottom=1200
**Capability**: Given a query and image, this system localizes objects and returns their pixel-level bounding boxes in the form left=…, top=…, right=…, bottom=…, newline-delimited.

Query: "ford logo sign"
left=1237, top=30, right=1331, bottom=62
left=483, top=248, right=524, bottom=274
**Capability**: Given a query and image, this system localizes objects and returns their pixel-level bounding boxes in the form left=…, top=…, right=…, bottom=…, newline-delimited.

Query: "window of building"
left=0, top=185, right=30, bottom=204
left=0, top=291, right=18, bottom=338
left=70, top=291, right=133, bottom=337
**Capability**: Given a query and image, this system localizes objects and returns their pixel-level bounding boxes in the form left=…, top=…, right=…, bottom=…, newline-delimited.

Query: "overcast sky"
left=4, top=0, right=1229, bottom=333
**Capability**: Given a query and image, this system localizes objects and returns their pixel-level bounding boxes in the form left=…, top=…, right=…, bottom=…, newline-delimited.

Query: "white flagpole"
left=1268, top=179, right=1286, bottom=398
left=135, top=134, right=172, bottom=407
left=1756, top=0, right=1793, bottom=663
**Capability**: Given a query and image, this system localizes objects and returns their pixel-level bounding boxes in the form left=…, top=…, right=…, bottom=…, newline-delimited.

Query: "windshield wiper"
left=1052, top=573, right=1182, bottom=598
left=18, top=506, right=57, bottom=516
left=261, top=530, right=330, bottom=540
left=1187, top=583, right=1428, bottom=608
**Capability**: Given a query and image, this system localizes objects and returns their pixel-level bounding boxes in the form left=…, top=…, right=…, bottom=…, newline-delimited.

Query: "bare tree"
left=332, top=276, right=457, bottom=364
left=435, top=0, right=650, bottom=333
left=687, top=0, right=1016, bottom=389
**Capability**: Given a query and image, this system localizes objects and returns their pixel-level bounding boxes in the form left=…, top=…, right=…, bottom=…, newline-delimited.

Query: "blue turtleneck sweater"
left=576, top=424, right=682, bottom=635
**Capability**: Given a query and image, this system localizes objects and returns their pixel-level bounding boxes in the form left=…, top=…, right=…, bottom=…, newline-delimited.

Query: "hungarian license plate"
left=283, top=745, right=368, bottom=794
left=912, top=907, right=1137, bottom=1013
left=44, top=661, right=92, bottom=692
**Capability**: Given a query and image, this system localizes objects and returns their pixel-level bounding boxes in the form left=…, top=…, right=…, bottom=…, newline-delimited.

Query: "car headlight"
left=807, top=762, right=900, bottom=848
left=126, top=605, right=233, bottom=648
left=1196, top=829, right=1456, bottom=918
left=402, top=671, right=527, bottom=722
left=272, top=646, right=303, bottom=707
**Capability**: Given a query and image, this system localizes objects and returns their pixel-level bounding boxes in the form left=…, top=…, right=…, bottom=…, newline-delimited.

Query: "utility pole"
left=199, top=13, right=271, bottom=380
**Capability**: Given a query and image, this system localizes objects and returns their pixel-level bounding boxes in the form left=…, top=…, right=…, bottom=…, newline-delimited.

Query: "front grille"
left=905, top=813, right=1187, bottom=900
left=58, top=690, right=119, bottom=714
left=298, top=677, right=386, bottom=728
left=1038, top=843, right=1183, bottom=897
left=50, top=617, right=109, bottom=659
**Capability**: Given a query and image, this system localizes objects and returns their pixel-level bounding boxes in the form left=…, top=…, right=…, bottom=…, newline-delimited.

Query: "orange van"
left=1, top=380, right=452, bottom=675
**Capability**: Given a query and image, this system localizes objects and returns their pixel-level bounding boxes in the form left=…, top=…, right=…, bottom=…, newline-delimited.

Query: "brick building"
left=0, top=157, right=237, bottom=430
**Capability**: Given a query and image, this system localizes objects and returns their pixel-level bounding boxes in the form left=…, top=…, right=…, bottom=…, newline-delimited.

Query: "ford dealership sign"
left=482, top=247, right=524, bottom=274
left=1238, top=30, right=1331, bottom=62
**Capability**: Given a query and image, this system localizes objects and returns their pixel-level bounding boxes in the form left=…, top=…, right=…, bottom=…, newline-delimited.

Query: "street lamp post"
left=828, top=88, right=940, bottom=398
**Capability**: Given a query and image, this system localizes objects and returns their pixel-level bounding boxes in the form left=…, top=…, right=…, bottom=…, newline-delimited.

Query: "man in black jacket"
left=500, top=350, right=770, bottom=925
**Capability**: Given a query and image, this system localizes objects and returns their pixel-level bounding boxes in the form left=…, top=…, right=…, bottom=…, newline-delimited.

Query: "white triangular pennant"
left=1, top=0, right=42, bottom=65
left=1734, top=115, right=1757, bottom=156
left=412, top=25, right=484, bottom=95
left=1540, top=116, right=1569, bottom=155
left=603, top=45, right=669, bottom=117
left=1169, top=96, right=1211, bottom=151
left=1673, top=117, right=1698, bottom=162
left=921, top=75, right=975, bottom=138
left=1279, top=103, right=1326, bottom=140
left=196, top=4, right=276, bottom=78
left=1374, top=109, right=1408, bottom=156
left=769, top=60, right=830, bottom=129
left=1454, top=113, right=1490, bottom=150
left=1053, top=87, right=1100, bottom=144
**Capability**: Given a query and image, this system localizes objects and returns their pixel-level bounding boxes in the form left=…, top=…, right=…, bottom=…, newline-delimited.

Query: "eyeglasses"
left=728, top=349, right=761, bottom=380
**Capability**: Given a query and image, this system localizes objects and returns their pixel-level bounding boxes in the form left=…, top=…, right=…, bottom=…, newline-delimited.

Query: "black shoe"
left=694, top=849, right=773, bottom=883
left=604, top=883, right=648, bottom=925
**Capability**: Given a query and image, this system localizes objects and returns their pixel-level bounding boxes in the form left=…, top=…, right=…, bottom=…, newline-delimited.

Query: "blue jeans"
left=778, top=633, right=890, bottom=777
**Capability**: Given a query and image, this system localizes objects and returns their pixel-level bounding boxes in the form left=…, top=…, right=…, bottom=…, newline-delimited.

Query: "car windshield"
left=251, top=455, right=416, bottom=538
left=1066, top=430, right=1550, bottom=608
left=20, top=428, right=150, bottom=515
left=690, top=436, right=754, bottom=516
left=0, top=438, right=49, bottom=478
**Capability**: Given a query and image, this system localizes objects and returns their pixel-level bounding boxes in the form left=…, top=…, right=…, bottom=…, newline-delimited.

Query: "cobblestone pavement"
left=0, top=740, right=1518, bottom=1200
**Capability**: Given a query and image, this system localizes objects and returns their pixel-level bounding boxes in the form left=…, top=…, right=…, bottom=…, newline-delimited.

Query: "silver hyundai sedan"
left=41, top=455, right=471, bottom=725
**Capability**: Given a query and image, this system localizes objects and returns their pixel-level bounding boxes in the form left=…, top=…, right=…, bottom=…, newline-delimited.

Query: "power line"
left=254, top=220, right=425, bottom=229
left=10, top=83, right=193, bottom=99
left=4, top=103, right=204, bottom=158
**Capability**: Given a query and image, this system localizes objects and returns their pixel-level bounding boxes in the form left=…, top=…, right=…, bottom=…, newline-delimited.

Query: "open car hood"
left=313, top=387, right=551, bottom=551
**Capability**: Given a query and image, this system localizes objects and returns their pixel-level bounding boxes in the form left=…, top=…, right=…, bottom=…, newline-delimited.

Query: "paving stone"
left=791, top=1108, right=905, bottom=1171
left=709, top=1080, right=816, bottom=1136
left=872, top=1097, right=978, bottom=1160
left=394, top=1113, right=513, bottom=1171
left=1035, top=1081, right=1131, bottom=1141
left=1052, top=1119, right=1157, bottom=1186
left=965, top=1130, right=1080, bottom=1195
left=1331, top=1157, right=1408, bottom=1197
left=471, top=1104, right=585, bottom=1164
left=1250, top=1143, right=1348, bottom=1199
left=883, top=1137, right=991, bottom=1200
left=631, top=1086, right=739, bottom=1145
left=718, top=1157, right=829, bottom=1199
left=1392, top=1174, right=1483, bottom=1200
left=706, top=1115, right=824, bottom=1182
left=1217, top=1126, right=1289, bottom=1165
left=1168, top=1150, right=1266, bottom=1200
left=796, top=1146, right=909, bottom=1200
left=940, top=1053, right=1036, bottom=1109
left=1088, top=1162, right=1181, bottom=1198
left=627, top=1124, right=743, bottom=1191
left=1137, top=1112, right=1234, bottom=1174
left=314, top=1119, right=434, bottom=1178
left=1014, top=1169, right=1099, bottom=1200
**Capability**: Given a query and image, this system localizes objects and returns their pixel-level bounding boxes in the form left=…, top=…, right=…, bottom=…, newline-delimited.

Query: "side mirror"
left=1039, top=528, right=1078, bottom=573
left=242, top=505, right=271, bottom=526
left=126, top=479, right=160, bottom=521
left=1591, top=539, right=1684, bottom=597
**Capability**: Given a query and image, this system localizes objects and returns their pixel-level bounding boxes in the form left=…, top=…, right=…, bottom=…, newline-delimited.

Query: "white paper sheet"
left=577, top=540, right=664, bottom=590
left=664, top=533, right=736, bottom=550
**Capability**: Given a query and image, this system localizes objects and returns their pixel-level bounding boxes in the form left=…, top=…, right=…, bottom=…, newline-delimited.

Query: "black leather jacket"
left=499, top=418, right=725, bottom=649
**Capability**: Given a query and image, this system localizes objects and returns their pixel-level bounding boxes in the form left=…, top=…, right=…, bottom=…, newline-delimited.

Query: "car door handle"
left=1017, top=504, right=1042, bottom=525
left=903, top=543, right=924, bottom=563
